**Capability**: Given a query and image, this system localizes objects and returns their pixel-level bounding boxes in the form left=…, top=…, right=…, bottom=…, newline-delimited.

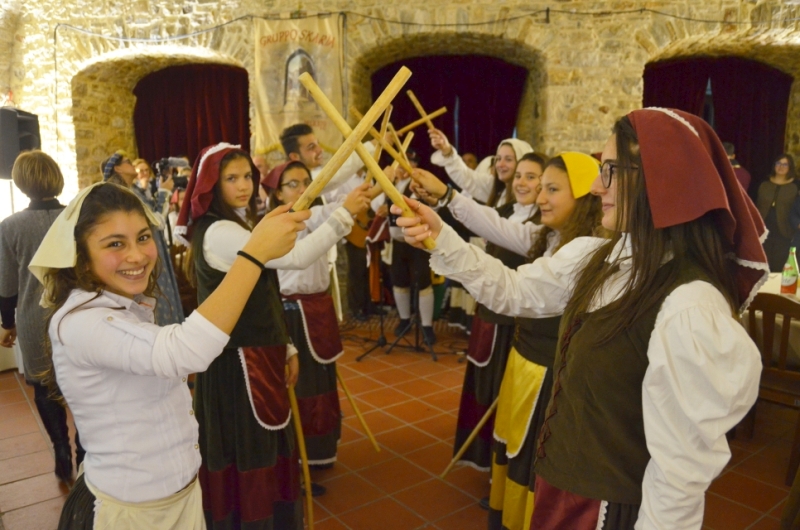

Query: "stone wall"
left=2, top=0, right=800, bottom=193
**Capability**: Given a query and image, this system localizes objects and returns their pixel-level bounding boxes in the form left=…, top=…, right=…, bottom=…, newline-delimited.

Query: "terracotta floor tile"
left=336, top=438, right=394, bottom=471
left=339, top=497, right=426, bottom=530
left=339, top=394, right=375, bottom=417
left=0, top=370, right=16, bottom=379
left=370, top=367, right=420, bottom=387
left=343, top=409, right=406, bottom=435
left=0, top=472, right=69, bottom=512
left=405, top=442, right=458, bottom=476
left=0, top=432, right=49, bottom=461
left=313, top=516, right=350, bottom=530
left=379, top=352, right=429, bottom=366
left=735, top=449, right=793, bottom=491
left=413, top=414, right=457, bottom=441
left=0, top=389, right=26, bottom=406
left=747, top=516, right=782, bottom=530
left=702, top=492, right=762, bottom=530
left=400, top=359, right=450, bottom=377
left=393, top=478, right=474, bottom=521
left=310, top=460, right=351, bottom=485
left=423, top=370, right=465, bottom=390
left=0, top=377, right=20, bottom=392
left=340, top=375, right=385, bottom=395
left=375, top=426, right=438, bottom=456
left=442, top=465, right=489, bottom=501
left=0, top=415, right=40, bottom=440
left=346, top=359, right=394, bottom=375
left=358, top=387, right=415, bottom=409
left=2, top=495, right=66, bottom=530
left=0, top=401, right=35, bottom=421
left=708, top=471, right=788, bottom=512
left=383, top=399, right=441, bottom=424
left=421, top=390, right=461, bottom=413
left=313, top=472, right=384, bottom=515
left=0, top=450, right=55, bottom=485
left=434, top=502, right=487, bottom=530
left=358, top=457, right=432, bottom=494
left=338, top=423, right=366, bottom=444
left=393, top=378, right=447, bottom=398
left=336, top=364, right=360, bottom=380
left=771, top=499, right=786, bottom=518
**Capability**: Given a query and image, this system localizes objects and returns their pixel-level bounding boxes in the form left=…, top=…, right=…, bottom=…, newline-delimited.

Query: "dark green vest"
left=534, top=262, right=711, bottom=504
left=193, top=215, right=289, bottom=349
left=513, top=315, right=561, bottom=368
left=477, top=203, right=532, bottom=326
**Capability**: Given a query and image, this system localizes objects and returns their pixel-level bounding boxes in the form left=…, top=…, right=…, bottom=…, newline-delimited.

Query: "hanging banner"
left=253, top=15, right=344, bottom=167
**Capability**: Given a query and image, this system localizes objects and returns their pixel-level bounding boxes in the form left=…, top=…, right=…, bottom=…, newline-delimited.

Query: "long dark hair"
left=562, top=116, right=738, bottom=343
left=528, top=156, right=604, bottom=261
left=41, top=183, right=161, bottom=397
left=184, top=150, right=259, bottom=286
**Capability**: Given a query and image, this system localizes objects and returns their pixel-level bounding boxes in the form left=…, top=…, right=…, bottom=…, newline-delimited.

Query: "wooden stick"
left=301, top=76, right=436, bottom=250
left=440, top=396, right=499, bottom=479
left=391, top=132, right=414, bottom=171
left=407, top=90, right=436, bottom=130
left=336, top=368, right=380, bottom=453
left=367, top=106, right=392, bottom=186
left=388, top=123, right=410, bottom=169
left=396, top=107, right=447, bottom=136
left=288, top=375, right=314, bottom=530
left=292, top=67, right=411, bottom=212
left=349, top=106, right=416, bottom=176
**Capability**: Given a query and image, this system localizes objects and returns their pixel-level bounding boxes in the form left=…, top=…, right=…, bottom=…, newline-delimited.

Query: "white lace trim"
left=646, top=107, right=700, bottom=137
left=595, top=500, right=608, bottom=530
left=173, top=225, right=191, bottom=247
left=468, top=322, right=498, bottom=368
left=759, top=227, right=769, bottom=244
left=307, top=455, right=337, bottom=466
left=198, top=142, right=240, bottom=179
left=452, top=460, right=491, bottom=473
left=238, top=348, right=291, bottom=431
left=296, top=299, right=343, bottom=364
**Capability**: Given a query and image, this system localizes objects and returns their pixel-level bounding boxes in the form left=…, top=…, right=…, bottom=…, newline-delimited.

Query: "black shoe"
left=394, top=319, right=412, bottom=337
left=353, top=312, right=370, bottom=322
left=54, top=444, right=73, bottom=483
left=479, top=496, right=490, bottom=510
left=302, top=482, right=327, bottom=497
left=422, top=326, right=436, bottom=346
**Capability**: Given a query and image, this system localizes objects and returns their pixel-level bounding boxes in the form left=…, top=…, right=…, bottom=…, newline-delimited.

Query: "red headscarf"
left=263, top=161, right=292, bottom=192
left=174, top=143, right=251, bottom=246
left=627, top=107, right=769, bottom=313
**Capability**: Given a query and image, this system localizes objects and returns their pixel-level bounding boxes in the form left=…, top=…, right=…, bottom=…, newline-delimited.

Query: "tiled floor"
left=0, top=314, right=796, bottom=529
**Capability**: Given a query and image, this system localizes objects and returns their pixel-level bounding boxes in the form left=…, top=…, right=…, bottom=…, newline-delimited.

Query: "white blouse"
left=202, top=207, right=353, bottom=274
left=430, top=148, right=509, bottom=205
left=446, top=192, right=540, bottom=257
left=51, top=289, right=229, bottom=503
left=429, top=225, right=761, bottom=530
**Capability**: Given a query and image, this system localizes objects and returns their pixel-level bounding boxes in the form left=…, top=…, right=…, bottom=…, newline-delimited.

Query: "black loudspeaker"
left=0, top=107, right=41, bottom=180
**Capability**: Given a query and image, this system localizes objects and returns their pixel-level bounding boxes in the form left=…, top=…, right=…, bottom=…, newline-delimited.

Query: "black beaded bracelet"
left=236, top=250, right=266, bottom=270
left=438, top=184, right=455, bottom=208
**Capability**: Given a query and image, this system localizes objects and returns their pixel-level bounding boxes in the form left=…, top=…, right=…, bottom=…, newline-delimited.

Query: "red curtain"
left=642, top=58, right=712, bottom=116
left=710, top=57, right=794, bottom=192
left=133, top=64, right=250, bottom=164
left=371, top=56, right=528, bottom=175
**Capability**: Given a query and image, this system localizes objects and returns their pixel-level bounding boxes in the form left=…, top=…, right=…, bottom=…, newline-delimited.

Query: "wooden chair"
left=743, top=292, right=800, bottom=485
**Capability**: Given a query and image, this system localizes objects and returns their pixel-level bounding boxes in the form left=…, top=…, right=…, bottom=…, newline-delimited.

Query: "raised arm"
left=429, top=128, right=494, bottom=202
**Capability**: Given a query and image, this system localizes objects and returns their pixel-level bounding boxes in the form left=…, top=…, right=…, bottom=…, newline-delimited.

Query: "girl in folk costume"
left=396, top=108, right=766, bottom=529
left=412, top=152, right=546, bottom=475
left=176, top=143, right=356, bottom=529
left=31, top=182, right=306, bottom=529
left=413, top=152, right=602, bottom=530
left=428, top=128, right=533, bottom=208
left=265, top=161, right=371, bottom=471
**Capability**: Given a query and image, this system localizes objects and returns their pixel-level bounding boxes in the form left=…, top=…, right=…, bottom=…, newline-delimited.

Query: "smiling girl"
left=29, top=182, right=306, bottom=529
left=177, top=144, right=359, bottom=529
left=396, top=108, right=766, bottom=529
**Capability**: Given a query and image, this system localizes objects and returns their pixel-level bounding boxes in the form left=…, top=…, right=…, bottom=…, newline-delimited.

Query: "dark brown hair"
left=41, top=183, right=161, bottom=397
left=562, top=116, right=738, bottom=343
left=769, top=153, right=797, bottom=181
left=528, top=156, right=604, bottom=261
left=184, top=150, right=258, bottom=286
left=12, top=150, right=64, bottom=199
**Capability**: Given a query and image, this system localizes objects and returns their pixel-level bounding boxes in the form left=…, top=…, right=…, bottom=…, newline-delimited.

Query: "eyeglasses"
left=281, top=178, right=312, bottom=189
left=600, top=161, right=639, bottom=188
left=776, top=161, right=790, bottom=167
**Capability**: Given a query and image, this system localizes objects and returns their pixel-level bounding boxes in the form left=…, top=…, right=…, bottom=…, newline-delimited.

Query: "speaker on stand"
left=0, top=107, right=41, bottom=214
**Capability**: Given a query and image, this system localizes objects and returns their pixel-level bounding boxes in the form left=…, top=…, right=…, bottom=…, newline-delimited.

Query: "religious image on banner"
left=253, top=15, right=344, bottom=168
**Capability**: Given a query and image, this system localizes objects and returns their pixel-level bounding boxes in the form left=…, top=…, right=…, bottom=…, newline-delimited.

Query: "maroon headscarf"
left=627, top=107, right=769, bottom=313
left=174, top=142, right=250, bottom=246
left=263, top=161, right=291, bottom=192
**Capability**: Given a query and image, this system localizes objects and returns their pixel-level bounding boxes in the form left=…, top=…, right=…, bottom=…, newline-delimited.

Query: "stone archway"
left=70, top=49, right=244, bottom=187
left=346, top=31, right=546, bottom=151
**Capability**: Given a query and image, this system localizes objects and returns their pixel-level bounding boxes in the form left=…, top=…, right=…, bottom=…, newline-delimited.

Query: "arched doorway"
left=643, top=56, right=794, bottom=193
left=133, top=64, right=250, bottom=165
left=371, top=55, right=528, bottom=173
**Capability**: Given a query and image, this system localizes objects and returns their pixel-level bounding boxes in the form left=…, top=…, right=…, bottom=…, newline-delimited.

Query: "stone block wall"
left=1, top=0, right=800, bottom=193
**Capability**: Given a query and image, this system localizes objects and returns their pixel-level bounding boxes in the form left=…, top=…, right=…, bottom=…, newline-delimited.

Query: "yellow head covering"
left=29, top=182, right=161, bottom=306
left=559, top=152, right=600, bottom=199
